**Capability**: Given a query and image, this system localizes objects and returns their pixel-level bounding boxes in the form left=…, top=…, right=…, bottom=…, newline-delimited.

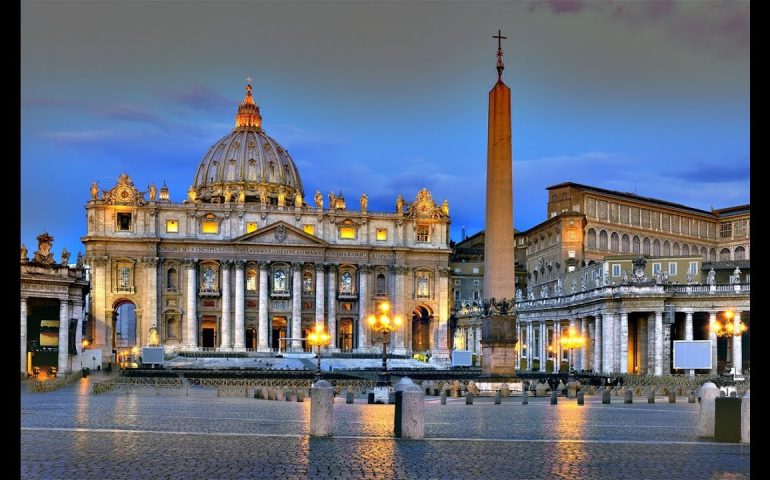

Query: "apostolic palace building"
left=80, top=84, right=453, bottom=367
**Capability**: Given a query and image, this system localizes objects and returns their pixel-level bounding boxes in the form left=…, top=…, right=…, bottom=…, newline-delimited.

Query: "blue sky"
left=21, top=1, right=749, bottom=259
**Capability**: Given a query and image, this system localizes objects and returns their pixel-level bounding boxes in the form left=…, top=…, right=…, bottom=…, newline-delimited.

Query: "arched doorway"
left=411, top=305, right=432, bottom=353
left=113, top=300, right=137, bottom=366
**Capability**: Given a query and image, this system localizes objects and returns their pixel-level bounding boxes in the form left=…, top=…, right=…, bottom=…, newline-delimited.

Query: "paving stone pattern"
left=21, top=376, right=750, bottom=479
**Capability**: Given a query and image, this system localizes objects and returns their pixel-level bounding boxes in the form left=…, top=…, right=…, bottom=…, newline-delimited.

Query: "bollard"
left=550, top=390, right=558, bottom=405
left=400, top=382, right=425, bottom=440
left=719, top=390, right=726, bottom=397
left=310, top=380, right=334, bottom=437
left=267, top=389, right=274, bottom=401
left=466, top=392, right=474, bottom=405
left=495, top=390, right=501, bottom=405
left=440, top=390, right=447, bottom=405
left=688, top=392, right=696, bottom=403
left=624, top=389, right=633, bottom=404
left=741, top=390, right=750, bottom=444
left=648, top=390, right=655, bottom=404
left=500, top=384, right=510, bottom=398
left=669, top=391, right=676, bottom=403
left=577, top=390, right=584, bottom=405
left=394, top=391, right=403, bottom=437
left=696, top=382, right=719, bottom=438
left=535, top=382, right=547, bottom=398
left=522, top=390, right=528, bottom=405
left=730, top=391, right=737, bottom=398
left=602, top=390, right=611, bottom=404
left=346, top=390, right=354, bottom=404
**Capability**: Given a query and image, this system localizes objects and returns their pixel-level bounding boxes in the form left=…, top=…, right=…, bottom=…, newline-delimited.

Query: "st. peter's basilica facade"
left=83, top=84, right=452, bottom=365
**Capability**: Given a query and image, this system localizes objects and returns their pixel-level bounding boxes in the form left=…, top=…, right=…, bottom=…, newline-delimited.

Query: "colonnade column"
left=234, top=261, right=246, bottom=351
left=220, top=261, right=231, bottom=350
left=684, top=311, right=693, bottom=377
left=540, top=322, right=547, bottom=372
left=654, top=311, right=663, bottom=376
left=619, top=312, right=629, bottom=374
left=733, top=311, right=743, bottom=375
left=594, top=315, right=602, bottom=373
left=392, top=266, right=407, bottom=354
left=257, top=261, right=269, bottom=352
left=21, top=298, right=28, bottom=375
left=581, top=317, right=588, bottom=371
left=57, top=299, right=70, bottom=376
left=647, top=313, right=655, bottom=374
left=527, top=321, right=533, bottom=370
left=185, top=259, right=198, bottom=349
left=327, top=264, right=338, bottom=351
left=291, top=263, right=302, bottom=350
left=603, top=313, right=615, bottom=373
left=709, top=312, right=717, bottom=374
left=357, top=265, right=370, bottom=351
left=553, top=321, right=561, bottom=373
left=515, top=323, right=521, bottom=368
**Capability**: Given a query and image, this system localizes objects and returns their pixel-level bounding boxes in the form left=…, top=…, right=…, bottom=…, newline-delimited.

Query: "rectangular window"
left=586, top=198, right=596, bottom=218
left=303, top=224, right=315, bottom=235
left=416, top=224, right=430, bottom=242
left=619, top=205, right=629, bottom=224
left=339, top=227, right=356, bottom=239
left=611, top=264, right=621, bottom=277
left=454, top=267, right=461, bottom=273
left=598, top=200, right=608, bottom=220
left=630, top=207, right=640, bottom=226
left=672, top=215, right=680, bottom=233
left=734, top=220, right=746, bottom=237
left=376, top=228, right=388, bottom=241
left=201, top=221, right=219, bottom=234
left=472, top=267, right=480, bottom=274
left=568, top=250, right=576, bottom=258
left=473, top=290, right=480, bottom=300
left=688, top=262, right=698, bottom=275
left=652, top=263, right=661, bottom=275
left=641, top=209, right=650, bottom=228
left=720, top=222, right=732, bottom=238
left=662, top=214, right=670, bottom=231
left=454, top=279, right=461, bottom=286
left=652, top=211, right=660, bottom=230
left=246, top=222, right=258, bottom=234
left=116, top=212, right=132, bottom=231
left=610, top=203, right=618, bottom=223
left=165, top=219, right=178, bottom=233
left=668, top=263, right=677, bottom=275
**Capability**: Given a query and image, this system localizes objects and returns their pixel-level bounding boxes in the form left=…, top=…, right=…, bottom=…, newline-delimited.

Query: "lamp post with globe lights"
left=560, top=326, right=585, bottom=377
left=367, top=301, right=402, bottom=400
left=710, top=309, right=747, bottom=377
left=307, top=322, right=331, bottom=382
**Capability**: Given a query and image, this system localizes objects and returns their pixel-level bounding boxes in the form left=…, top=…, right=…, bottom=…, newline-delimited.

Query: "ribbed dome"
left=190, top=84, right=304, bottom=205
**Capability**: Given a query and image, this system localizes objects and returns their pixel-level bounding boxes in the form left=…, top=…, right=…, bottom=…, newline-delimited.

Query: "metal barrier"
left=28, top=371, right=81, bottom=393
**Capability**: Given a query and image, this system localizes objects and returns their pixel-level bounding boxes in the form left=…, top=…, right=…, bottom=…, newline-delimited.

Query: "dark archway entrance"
left=246, top=327, right=257, bottom=350
left=272, top=317, right=287, bottom=351
left=411, top=305, right=432, bottom=353
left=200, top=316, right=216, bottom=349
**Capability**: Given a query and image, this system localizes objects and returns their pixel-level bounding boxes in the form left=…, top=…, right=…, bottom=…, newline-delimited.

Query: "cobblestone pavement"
left=21, top=377, right=750, bottom=479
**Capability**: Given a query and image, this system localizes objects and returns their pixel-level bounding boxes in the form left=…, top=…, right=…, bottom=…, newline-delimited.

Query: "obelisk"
left=480, top=30, right=518, bottom=380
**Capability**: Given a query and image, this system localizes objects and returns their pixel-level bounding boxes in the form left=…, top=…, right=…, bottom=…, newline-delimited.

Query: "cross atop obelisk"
left=492, top=29, right=507, bottom=80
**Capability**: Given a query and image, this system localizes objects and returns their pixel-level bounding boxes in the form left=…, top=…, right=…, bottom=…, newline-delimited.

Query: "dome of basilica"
left=190, top=83, right=304, bottom=205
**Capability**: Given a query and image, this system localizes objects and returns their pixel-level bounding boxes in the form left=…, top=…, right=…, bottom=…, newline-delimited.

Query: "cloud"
left=96, top=105, right=168, bottom=130
left=673, top=161, right=749, bottom=184
left=42, top=129, right=125, bottom=143
left=158, top=84, right=232, bottom=111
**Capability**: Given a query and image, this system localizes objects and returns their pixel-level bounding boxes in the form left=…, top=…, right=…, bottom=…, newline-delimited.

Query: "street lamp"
left=307, top=322, right=331, bottom=382
left=560, top=326, right=585, bottom=375
left=710, top=309, right=747, bottom=375
left=367, top=301, right=402, bottom=390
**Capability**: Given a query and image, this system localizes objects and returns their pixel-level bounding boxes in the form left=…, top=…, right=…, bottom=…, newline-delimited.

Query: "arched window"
left=115, top=301, right=137, bottom=346
left=734, top=246, right=746, bottom=260
left=167, top=268, right=177, bottom=291
left=663, top=240, right=670, bottom=256
left=719, top=248, right=730, bottom=261
left=632, top=236, right=640, bottom=254
left=303, top=271, right=313, bottom=293
left=599, top=230, right=608, bottom=250
left=621, top=234, right=630, bottom=253
left=643, top=238, right=651, bottom=255
left=610, top=232, right=619, bottom=252
left=376, top=273, right=387, bottom=295
left=700, top=247, right=708, bottom=261
left=653, top=239, right=661, bottom=256
left=709, top=248, right=717, bottom=262
left=682, top=244, right=690, bottom=256
left=119, top=267, right=131, bottom=289
left=673, top=242, right=680, bottom=256
left=340, top=271, right=353, bottom=293
left=246, top=269, right=257, bottom=291
left=273, top=270, right=287, bottom=292
left=165, top=313, right=180, bottom=339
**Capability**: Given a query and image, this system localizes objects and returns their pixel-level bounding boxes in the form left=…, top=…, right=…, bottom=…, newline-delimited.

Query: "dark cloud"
left=674, top=162, right=749, bottom=184
left=158, top=84, right=232, bottom=112
left=96, top=105, right=169, bottom=130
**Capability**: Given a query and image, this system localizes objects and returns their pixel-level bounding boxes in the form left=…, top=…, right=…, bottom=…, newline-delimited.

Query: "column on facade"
left=234, top=261, right=246, bottom=351
left=581, top=317, right=589, bottom=371
left=684, top=311, right=693, bottom=377
left=315, top=263, right=325, bottom=329
left=57, top=299, right=70, bottom=376
left=654, top=311, right=663, bottom=376
left=709, top=312, right=718, bottom=374
left=619, top=311, right=629, bottom=374
left=553, top=321, right=561, bottom=373
left=89, top=256, right=108, bottom=353
left=291, top=263, right=302, bottom=350
left=21, top=298, right=28, bottom=375
left=568, top=318, right=577, bottom=371
left=733, top=311, right=743, bottom=376
left=604, top=313, right=616, bottom=373
left=637, top=315, right=648, bottom=375
left=392, top=266, right=407, bottom=354
left=257, top=261, right=269, bottom=351
left=539, top=321, right=547, bottom=372
left=593, top=316, right=602, bottom=373
left=220, top=261, right=232, bottom=350
left=436, top=268, right=450, bottom=360
left=515, top=323, right=521, bottom=369
left=185, top=259, right=198, bottom=349
left=527, top=320, right=534, bottom=369
left=327, top=264, right=338, bottom=350
left=144, top=257, right=159, bottom=347
left=647, top=313, right=655, bottom=374
left=357, top=265, right=369, bottom=351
